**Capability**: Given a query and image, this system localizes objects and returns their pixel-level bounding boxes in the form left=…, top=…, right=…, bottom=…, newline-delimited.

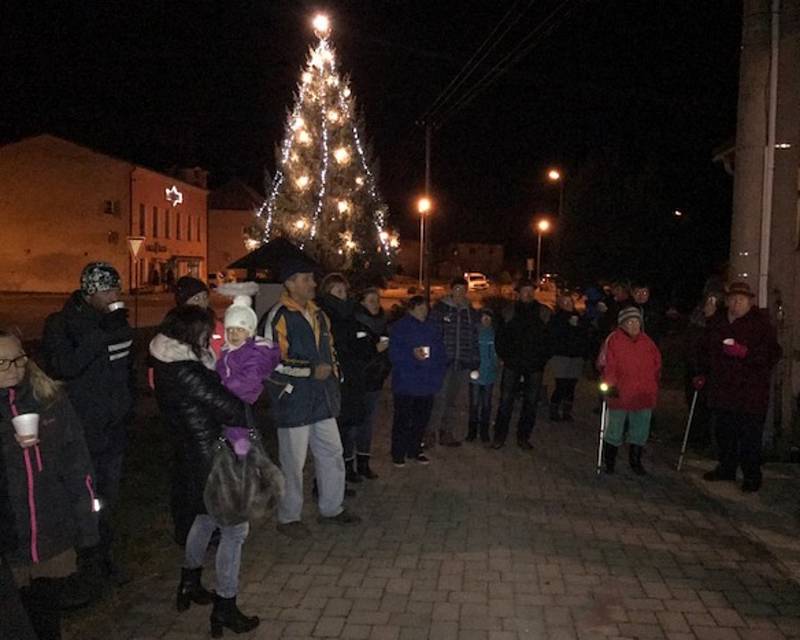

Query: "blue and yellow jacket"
left=262, top=292, right=341, bottom=428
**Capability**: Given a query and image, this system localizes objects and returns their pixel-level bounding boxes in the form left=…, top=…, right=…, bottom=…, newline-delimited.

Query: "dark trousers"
left=712, top=409, right=765, bottom=481
left=392, top=394, right=434, bottom=462
left=91, top=448, right=125, bottom=560
left=551, top=378, right=577, bottom=404
left=468, top=383, right=494, bottom=428
left=494, top=369, right=543, bottom=443
left=0, top=556, right=37, bottom=640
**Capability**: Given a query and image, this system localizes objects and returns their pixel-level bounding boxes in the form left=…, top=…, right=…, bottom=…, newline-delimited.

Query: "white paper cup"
left=470, top=370, right=480, bottom=381
left=379, top=336, right=389, bottom=344
left=722, top=338, right=735, bottom=346
left=12, top=413, right=39, bottom=438
left=108, top=301, right=126, bottom=312
left=420, top=346, right=430, bottom=359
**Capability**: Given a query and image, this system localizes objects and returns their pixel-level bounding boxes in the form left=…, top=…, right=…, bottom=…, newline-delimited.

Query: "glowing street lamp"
left=417, top=196, right=433, bottom=287
left=546, top=167, right=565, bottom=218
left=312, top=14, right=331, bottom=37
left=535, top=218, right=552, bottom=284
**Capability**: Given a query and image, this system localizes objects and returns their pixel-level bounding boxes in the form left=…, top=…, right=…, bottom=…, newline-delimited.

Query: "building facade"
left=207, top=178, right=262, bottom=279
left=0, top=134, right=208, bottom=293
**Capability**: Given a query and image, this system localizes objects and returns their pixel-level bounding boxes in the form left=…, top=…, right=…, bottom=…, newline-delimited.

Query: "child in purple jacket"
left=216, top=292, right=280, bottom=456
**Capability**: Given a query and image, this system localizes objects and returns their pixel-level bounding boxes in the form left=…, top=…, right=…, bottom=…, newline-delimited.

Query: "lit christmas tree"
left=255, top=14, right=398, bottom=273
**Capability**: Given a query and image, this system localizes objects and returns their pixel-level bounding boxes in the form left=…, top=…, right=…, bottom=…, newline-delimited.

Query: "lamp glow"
left=295, top=175, right=310, bottom=189
left=337, top=200, right=351, bottom=214
left=297, top=130, right=312, bottom=145
left=547, top=169, right=561, bottom=182
left=312, top=14, right=330, bottom=36
left=417, top=197, right=432, bottom=214
left=327, top=109, right=340, bottom=123
left=333, top=146, right=351, bottom=164
left=302, top=71, right=313, bottom=84
left=537, top=219, right=551, bottom=232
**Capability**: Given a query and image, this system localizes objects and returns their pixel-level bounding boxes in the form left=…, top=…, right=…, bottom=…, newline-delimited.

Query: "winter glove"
left=224, top=427, right=252, bottom=458
left=100, top=308, right=129, bottom=331
left=722, top=340, right=748, bottom=359
left=691, top=375, right=706, bottom=391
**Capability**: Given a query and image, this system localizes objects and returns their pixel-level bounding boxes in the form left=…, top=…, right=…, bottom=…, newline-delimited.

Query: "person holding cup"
left=547, top=292, right=590, bottom=422
left=388, top=296, right=446, bottom=467
left=40, top=262, right=135, bottom=587
left=0, top=329, right=99, bottom=638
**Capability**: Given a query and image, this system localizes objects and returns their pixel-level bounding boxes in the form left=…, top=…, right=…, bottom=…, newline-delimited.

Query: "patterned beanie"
left=80, top=262, right=121, bottom=295
left=617, top=305, right=642, bottom=325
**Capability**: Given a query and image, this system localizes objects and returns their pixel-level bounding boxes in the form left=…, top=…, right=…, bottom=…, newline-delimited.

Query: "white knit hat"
left=218, top=282, right=260, bottom=336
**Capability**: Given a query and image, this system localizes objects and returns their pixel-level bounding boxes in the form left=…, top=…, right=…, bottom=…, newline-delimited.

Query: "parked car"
left=464, top=272, right=490, bottom=291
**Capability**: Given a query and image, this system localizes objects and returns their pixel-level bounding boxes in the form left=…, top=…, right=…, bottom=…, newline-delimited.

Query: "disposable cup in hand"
left=470, top=370, right=480, bottom=381
left=12, top=413, right=39, bottom=438
left=722, top=338, right=734, bottom=346
left=108, top=301, right=126, bottom=312
left=379, top=336, right=389, bottom=344
left=420, top=346, right=430, bottom=359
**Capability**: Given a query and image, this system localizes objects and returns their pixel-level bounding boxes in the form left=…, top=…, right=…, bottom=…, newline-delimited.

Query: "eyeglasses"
left=0, top=354, right=28, bottom=372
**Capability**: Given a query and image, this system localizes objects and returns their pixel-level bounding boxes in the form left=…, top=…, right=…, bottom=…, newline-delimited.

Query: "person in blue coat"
left=467, top=308, right=498, bottom=442
left=389, top=296, right=446, bottom=467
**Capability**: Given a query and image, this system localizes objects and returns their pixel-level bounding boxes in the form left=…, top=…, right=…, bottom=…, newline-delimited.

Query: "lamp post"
left=417, top=196, right=432, bottom=289
left=547, top=168, right=564, bottom=218
left=535, top=218, right=551, bottom=284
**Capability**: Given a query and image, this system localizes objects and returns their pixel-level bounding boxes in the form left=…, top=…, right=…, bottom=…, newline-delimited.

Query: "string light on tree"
left=255, top=12, right=396, bottom=271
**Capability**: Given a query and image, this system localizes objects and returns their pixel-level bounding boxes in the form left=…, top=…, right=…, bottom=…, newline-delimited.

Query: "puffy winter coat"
left=353, top=305, right=391, bottom=393
left=602, top=328, right=662, bottom=411
left=389, top=313, right=447, bottom=397
left=699, top=307, right=781, bottom=415
left=150, top=334, right=246, bottom=518
left=0, top=383, right=99, bottom=567
left=496, top=301, right=553, bottom=373
left=549, top=310, right=591, bottom=359
left=40, top=291, right=135, bottom=455
left=216, top=337, right=280, bottom=406
left=429, top=296, right=480, bottom=368
left=262, top=293, right=341, bottom=428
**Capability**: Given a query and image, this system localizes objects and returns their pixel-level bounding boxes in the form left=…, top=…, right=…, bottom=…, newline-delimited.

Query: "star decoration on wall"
left=165, top=185, right=183, bottom=207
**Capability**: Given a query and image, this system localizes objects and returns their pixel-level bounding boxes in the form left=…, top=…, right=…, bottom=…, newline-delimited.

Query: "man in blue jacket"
left=263, top=260, right=361, bottom=540
left=389, top=296, right=447, bottom=466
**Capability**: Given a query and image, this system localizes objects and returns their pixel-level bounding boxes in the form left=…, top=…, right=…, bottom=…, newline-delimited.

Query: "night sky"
left=2, top=1, right=742, bottom=302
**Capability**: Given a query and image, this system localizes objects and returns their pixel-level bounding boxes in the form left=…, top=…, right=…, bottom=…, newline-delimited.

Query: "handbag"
left=203, top=430, right=285, bottom=526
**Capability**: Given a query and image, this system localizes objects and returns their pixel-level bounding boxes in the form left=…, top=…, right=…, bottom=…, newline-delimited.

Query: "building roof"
left=0, top=133, right=209, bottom=192
left=208, top=178, right=264, bottom=211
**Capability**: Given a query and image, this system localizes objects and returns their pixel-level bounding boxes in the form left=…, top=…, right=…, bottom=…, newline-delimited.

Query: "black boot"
left=345, top=457, right=363, bottom=484
left=479, top=422, right=490, bottom=443
left=20, top=579, right=62, bottom=640
left=176, top=567, right=214, bottom=612
left=629, top=445, right=647, bottom=476
left=210, top=595, right=259, bottom=637
left=561, top=402, right=574, bottom=422
left=549, top=403, right=562, bottom=422
left=602, top=442, right=617, bottom=474
left=357, top=453, right=379, bottom=479
left=466, top=422, right=478, bottom=442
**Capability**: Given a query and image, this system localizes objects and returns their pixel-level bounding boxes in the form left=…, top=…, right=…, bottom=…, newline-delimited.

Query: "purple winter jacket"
left=216, top=337, right=281, bottom=405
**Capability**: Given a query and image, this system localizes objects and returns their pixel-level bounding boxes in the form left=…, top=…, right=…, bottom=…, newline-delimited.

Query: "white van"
left=464, top=272, right=490, bottom=291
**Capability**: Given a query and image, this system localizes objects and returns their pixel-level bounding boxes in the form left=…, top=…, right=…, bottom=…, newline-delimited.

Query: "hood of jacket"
left=149, top=333, right=216, bottom=370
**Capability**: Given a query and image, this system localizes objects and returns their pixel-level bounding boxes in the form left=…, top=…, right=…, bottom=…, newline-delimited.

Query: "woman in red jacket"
left=600, top=307, right=662, bottom=474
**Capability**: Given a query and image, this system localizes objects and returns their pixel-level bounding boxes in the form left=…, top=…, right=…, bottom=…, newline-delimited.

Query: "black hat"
left=280, top=258, right=316, bottom=283
left=175, top=276, right=208, bottom=306
left=80, top=262, right=121, bottom=295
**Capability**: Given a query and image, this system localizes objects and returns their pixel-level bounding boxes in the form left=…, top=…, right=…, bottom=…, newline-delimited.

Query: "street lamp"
left=417, top=197, right=432, bottom=288
left=535, top=218, right=551, bottom=284
left=546, top=168, right=564, bottom=218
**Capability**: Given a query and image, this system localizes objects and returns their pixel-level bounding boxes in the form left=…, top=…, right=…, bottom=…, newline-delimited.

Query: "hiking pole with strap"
left=677, top=376, right=706, bottom=471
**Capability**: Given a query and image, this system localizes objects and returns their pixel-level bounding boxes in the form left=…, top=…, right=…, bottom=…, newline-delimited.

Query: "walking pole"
left=677, top=390, right=699, bottom=472
left=596, top=383, right=610, bottom=475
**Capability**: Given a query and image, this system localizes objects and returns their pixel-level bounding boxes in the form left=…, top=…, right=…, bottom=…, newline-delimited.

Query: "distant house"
left=207, top=179, right=262, bottom=279
left=0, top=134, right=208, bottom=293
left=437, top=242, right=504, bottom=278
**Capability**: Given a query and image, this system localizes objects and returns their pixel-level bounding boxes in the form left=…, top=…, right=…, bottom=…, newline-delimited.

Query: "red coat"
left=700, top=308, right=781, bottom=416
left=602, top=328, right=661, bottom=411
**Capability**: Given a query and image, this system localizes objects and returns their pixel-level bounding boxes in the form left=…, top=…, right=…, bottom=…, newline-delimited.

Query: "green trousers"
left=603, top=409, right=652, bottom=447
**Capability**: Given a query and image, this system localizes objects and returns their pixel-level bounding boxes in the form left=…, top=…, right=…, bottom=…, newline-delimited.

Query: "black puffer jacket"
left=549, top=310, right=591, bottom=359
left=40, top=291, right=135, bottom=455
left=496, top=301, right=553, bottom=373
left=150, top=334, right=246, bottom=518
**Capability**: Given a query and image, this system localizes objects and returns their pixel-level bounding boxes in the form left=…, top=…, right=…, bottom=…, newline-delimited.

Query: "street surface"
left=64, top=381, right=800, bottom=640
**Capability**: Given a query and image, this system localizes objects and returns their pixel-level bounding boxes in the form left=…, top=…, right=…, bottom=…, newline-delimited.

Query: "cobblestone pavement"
left=70, top=387, right=800, bottom=640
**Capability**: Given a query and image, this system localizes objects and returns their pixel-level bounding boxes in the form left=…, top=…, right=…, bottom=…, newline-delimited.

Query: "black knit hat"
left=174, top=276, right=208, bottom=306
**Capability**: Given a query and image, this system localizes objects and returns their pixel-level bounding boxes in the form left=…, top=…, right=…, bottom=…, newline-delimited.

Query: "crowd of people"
left=0, top=260, right=782, bottom=639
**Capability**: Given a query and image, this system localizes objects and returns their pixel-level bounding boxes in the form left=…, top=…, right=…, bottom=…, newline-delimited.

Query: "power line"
left=434, top=0, right=583, bottom=126
left=422, top=0, right=534, bottom=124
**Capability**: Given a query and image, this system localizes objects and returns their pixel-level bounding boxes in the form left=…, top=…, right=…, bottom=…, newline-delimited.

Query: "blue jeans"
left=184, top=515, right=249, bottom=598
left=355, top=390, right=381, bottom=456
left=468, top=383, right=494, bottom=428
